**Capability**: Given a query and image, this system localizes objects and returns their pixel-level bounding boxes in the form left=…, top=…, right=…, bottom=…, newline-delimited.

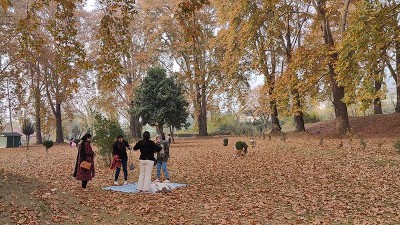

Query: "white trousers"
left=137, top=160, right=154, bottom=191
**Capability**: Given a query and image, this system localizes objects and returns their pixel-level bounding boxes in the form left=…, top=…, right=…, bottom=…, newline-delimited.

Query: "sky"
left=83, top=0, right=96, bottom=11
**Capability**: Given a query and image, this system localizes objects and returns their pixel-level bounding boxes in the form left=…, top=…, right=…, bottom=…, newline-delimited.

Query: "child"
left=155, top=133, right=170, bottom=183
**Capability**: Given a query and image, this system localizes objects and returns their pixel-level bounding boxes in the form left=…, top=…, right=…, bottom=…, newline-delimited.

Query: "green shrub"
left=42, top=140, right=53, bottom=153
left=21, top=118, right=35, bottom=149
left=393, top=140, right=400, bottom=153
left=304, top=112, right=321, bottom=124
left=223, top=138, right=228, bottom=146
left=235, top=141, right=248, bottom=153
left=93, top=113, right=127, bottom=165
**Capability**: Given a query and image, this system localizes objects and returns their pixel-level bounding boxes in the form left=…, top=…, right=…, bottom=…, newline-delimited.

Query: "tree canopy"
left=133, top=67, right=189, bottom=133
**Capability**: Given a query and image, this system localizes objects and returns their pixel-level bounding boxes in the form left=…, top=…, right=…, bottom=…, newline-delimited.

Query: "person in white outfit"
left=133, top=131, right=162, bottom=192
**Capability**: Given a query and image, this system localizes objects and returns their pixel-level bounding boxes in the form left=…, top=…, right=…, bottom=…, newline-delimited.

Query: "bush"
left=304, top=112, right=321, bottom=124
left=223, top=138, right=228, bottom=146
left=42, top=140, right=54, bottom=153
left=393, top=140, right=400, bottom=153
left=235, top=141, right=248, bottom=153
left=93, top=113, right=127, bottom=165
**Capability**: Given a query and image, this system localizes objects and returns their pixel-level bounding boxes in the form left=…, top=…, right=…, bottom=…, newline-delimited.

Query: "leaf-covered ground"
left=1, top=135, right=400, bottom=224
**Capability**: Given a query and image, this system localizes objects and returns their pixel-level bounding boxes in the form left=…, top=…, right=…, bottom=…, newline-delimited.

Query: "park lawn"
left=1, top=135, right=400, bottom=224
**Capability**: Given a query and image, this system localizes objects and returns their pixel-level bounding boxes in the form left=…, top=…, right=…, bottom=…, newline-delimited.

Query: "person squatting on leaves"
left=112, top=135, right=132, bottom=185
left=73, top=133, right=95, bottom=190
left=133, top=131, right=162, bottom=192
left=155, top=133, right=171, bottom=183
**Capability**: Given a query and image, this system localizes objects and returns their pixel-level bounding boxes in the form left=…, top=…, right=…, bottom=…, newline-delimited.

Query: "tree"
left=95, top=0, right=144, bottom=138
left=213, top=0, right=283, bottom=133
left=43, top=0, right=88, bottom=143
left=133, top=67, right=189, bottom=134
left=92, top=112, right=126, bottom=165
left=309, top=0, right=351, bottom=134
left=174, top=0, right=225, bottom=136
left=21, top=118, right=34, bottom=149
left=17, top=1, right=46, bottom=144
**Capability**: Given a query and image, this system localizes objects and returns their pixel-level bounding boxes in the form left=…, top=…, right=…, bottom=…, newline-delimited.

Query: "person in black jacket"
left=113, top=135, right=131, bottom=185
left=133, top=131, right=162, bottom=192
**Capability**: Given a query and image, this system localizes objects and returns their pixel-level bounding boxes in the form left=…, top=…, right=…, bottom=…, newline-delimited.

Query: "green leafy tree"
left=92, top=112, right=126, bottom=165
left=21, top=118, right=34, bottom=149
left=133, top=67, right=189, bottom=134
left=42, top=140, right=53, bottom=154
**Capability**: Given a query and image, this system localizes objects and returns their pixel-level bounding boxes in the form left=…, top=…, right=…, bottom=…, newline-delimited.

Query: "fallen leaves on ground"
left=1, top=135, right=400, bottom=224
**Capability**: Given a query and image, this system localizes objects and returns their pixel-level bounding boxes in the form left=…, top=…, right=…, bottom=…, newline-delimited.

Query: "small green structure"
left=0, top=132, right=22, bottom=148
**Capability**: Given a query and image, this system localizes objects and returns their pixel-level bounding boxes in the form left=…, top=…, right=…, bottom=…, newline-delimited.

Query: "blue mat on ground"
left=103, top=182, right=187, bottom=193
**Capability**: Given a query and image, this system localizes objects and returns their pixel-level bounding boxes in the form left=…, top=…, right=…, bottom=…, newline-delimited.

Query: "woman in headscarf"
left=74, top=133, right=95, bottom=190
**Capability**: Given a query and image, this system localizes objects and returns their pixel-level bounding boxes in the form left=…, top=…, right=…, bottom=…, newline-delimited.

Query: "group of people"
left=73, top=131, right=171, bottom=192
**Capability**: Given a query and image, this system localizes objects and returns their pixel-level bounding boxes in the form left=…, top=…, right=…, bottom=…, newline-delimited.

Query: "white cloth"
left=137, top=160, right=154, bottom=191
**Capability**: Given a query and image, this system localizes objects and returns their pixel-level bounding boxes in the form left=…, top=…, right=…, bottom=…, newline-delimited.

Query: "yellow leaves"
left=0, top=0, right=11, bottom=12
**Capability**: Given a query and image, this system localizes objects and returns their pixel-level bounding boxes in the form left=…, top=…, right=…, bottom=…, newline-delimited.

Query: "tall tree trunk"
left=196, top=85, right=208, bottom=136
left=55, top=103, right=63, bottom=143
left=169, top=126, right=175, bottom=144
left=328, top=59, right=350, bottom=133
left=318, top=4, right=350, bottom=134
left=200, top=84, right=208, bottom=136
left=373, top=76, right=383, bottom=114
left=6, top=79, right=13, bottom=132
left=192, top=12, right=208, bottom=137
left=395, top=42, right=400, bottom=112
left=294, top=91, right=306, bottom=132
left=286, top=12, right=305, bottom=132
left=157, top=124, right=164, bottom=135
left=129, top=113, right=141, bottom=138
left=269, top=50, right=281, bottom=133
left=34, top=87, right=42, bottom=144
left=270, top=99, right=281, bottom=133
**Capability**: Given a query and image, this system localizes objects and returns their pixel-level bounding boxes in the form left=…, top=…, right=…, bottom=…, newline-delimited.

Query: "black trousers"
left=82, top=180, right=88, bottom=188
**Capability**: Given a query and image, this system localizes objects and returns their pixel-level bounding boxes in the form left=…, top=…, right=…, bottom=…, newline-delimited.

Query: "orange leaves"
left=1, top=127, right=400, bottom=224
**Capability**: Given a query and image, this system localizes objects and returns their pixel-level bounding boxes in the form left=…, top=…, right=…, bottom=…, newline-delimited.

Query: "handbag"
left=80, top=161, right=91, bottom=170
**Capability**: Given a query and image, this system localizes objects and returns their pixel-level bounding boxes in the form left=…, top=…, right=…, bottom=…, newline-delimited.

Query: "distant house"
left=0, top=132, right=22, bottom=148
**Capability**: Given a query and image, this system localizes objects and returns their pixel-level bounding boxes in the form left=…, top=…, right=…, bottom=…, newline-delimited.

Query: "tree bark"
left=373, top=74, right=383, bottom=114
left=286, top=12, right=305, bottom=132
left=270, top=100, right=281, bottom=133
left=157, top=124, right=164, bottom=135
left=294, top=91, right=306, bottom=132
left=169, top=126, right=175, bottom=144
left=395, top=41, right=400, bottom=112
left=55, top=103, right=64, bottom=143
left=269, top=49, right=281, bottom=133
left=6, top=79, right=13, bottom=132
left=328, top=58, right=350, bottom=133
left=318, top=3, right=350, bottom=134
left=129, top=111, right=141, bottom=138
left=34, top=87, right=42, bottom=144
left=196, top=84, right=208, bottom=136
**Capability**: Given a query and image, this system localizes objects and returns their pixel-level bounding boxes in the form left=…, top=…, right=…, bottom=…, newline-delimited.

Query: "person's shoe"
left=154, top=179, right=160, bottom=182
left=123, top=181, right=129, bottom=185
left=163, top=179, right=170, bottom=183
left=113, top=181, right=119, bottom=185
